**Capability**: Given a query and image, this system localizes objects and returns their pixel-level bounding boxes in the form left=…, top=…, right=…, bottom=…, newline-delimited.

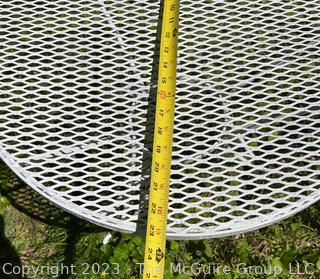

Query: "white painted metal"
left=0, top=0, right=319, bottom=239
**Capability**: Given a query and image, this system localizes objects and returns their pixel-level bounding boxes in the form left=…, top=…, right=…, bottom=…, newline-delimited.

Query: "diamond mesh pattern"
left=0, top=0, right=319, bottom=239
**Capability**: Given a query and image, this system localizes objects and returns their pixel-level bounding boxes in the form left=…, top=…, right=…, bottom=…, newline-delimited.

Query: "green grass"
left=0, top=162, right=320, bottom=279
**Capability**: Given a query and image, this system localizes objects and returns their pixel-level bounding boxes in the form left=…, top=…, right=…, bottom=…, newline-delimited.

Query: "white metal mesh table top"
left=0, top=0, right=319, bottom=240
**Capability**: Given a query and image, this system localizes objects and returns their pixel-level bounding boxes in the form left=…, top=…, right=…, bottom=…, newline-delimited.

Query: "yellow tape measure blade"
left=143, top=0, right=180, bottom=279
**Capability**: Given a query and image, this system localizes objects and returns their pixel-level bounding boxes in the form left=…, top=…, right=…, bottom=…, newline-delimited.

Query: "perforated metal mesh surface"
left=0, top=0, right=320, bottom=239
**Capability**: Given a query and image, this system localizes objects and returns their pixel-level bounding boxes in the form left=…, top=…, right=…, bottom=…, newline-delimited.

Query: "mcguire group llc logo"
left=164, top=262, right=316, bottom=277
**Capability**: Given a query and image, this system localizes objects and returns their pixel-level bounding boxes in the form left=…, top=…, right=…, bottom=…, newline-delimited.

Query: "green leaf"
left=119, top=234, right=132, bottom=246
left=290, top=223, right=300, bottom=233
left=121, top=233, right=132, bottom=241
left=100, top=244, right=113, bottom=257
left=0, top=196, right=9, bottom=209
left=236, top=240, right=252, bottom=264
left=280, top=246, right=297, bottom=266
left=204, top=241, right=213, bottom=258
left=272, top=258, right=284, bottom=275
left=164, top=256, right=174, bottom=278
left=127, top=240, right=135, bottom=252
left=316, top=257, right=320, bottom=270
left=170, top=240, right=179, bottom=251
left=216, top=268, right=232, bottom=279
left=131, top=236, right=144, bottom=247
left=114, top=243, right=130, bottom=261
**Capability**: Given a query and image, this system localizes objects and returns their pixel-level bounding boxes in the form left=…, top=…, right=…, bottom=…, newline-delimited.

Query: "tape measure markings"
left=143, top=1, right=180, bottom=278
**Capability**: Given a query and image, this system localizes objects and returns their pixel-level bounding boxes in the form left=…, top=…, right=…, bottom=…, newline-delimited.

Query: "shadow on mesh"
left=0, top=163, right=107, bottom=232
